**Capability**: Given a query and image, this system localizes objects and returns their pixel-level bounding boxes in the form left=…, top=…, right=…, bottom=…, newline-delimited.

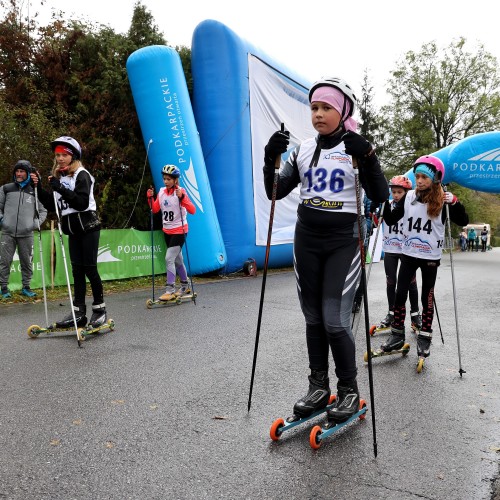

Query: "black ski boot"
left=55, top=304, right=87, bottom=328
left=417, top=331, right=432, bottom=357
left=381, top=327, right=405, bottom=353
left=89, top=303, right=107, bottom=328
left=379, top=311, right=394, bottom=328
left=293, top=369, right=331, bottom=418
left=411, top=311, right=422, bottom=331
left=327, top=379, right=360, bottom=424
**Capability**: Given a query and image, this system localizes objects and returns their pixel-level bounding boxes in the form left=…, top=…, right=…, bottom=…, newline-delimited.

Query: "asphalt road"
left=1, top=248, right=499, bottom=500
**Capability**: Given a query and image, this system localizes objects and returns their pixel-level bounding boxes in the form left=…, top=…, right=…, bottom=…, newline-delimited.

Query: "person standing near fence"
left=33, top=136, right=108, bottom=328
left=0, top=160, right=47, bottom=299
left=467, top=227, right=476, bottom=251
left=480, top=226, right=488, bottom=252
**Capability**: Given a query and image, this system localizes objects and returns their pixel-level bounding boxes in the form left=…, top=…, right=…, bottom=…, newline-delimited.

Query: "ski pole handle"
left=275, top=123, right=285, bottom=170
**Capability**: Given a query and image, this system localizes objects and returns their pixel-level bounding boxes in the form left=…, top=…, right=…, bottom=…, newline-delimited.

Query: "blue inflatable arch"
left=126, top=45, right=227, bottom=275
left=191, top=20, right=315, bottom=273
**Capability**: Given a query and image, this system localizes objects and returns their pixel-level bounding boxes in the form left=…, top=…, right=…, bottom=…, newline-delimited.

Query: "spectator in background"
left=0, top=160, right=46, bottom=299
left=467, top=227, right=476, bottom=251
left=480, top=226, right=488, bottom=252
left=459, top=229, right=467, bottom=252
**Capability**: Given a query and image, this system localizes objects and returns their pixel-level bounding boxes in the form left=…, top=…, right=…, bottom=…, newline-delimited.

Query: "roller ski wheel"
left=27, top=324, right=42, bottom=338
left=309, top=399, right=367, bottom=450
left=27, top=323, right=84, bottom=338
left=269, top=394, right=336, bottom=442
left=416, top=357, right=425, bottom=373
left=369, top=324, right=391, bottom=336
left=146, top=293, right=197, bottom=308
left=364, top=343, right=411, bottom=362
left=79, top=319, right=115, bottom=339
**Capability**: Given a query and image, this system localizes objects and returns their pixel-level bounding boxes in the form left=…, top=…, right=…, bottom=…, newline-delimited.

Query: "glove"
left=342, top=131, right=373, bottom=157
left=444, top=191, right=457, bottom=204
left=49, top=176, right=63, bottom=193
left=370, top=201, right=380, bottom=214
left=264, top=130, right=290, bottom=166
left=146, top=188, right=154, bottom=199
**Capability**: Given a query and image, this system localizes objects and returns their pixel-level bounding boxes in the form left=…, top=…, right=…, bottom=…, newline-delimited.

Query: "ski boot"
left=269, top=370, right=335, bottom=442
left=416, top=331, right=432, bottom=373
left=364, top=327, right=410, bottom=361
left=21, top=287, right=37, bottom=298
left=77, top=303, right=114, bottom=339
left=309, top=379, right=367, bottom=449
left=411, top=311, right=422, bottom=332
left=369, top=311, right=393, bottom=336
left=175, top=281, right=191, bottom=297
left=159, top=284, right=177, bottom=302
left=1, top=286, right=12, bottom=299
left=55, top=304, right=87, bottom=328
left=327, top=380, right=360, bottom=424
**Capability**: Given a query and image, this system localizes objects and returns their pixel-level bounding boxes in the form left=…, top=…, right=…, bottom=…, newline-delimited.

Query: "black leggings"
left=294, top=220, right=360, bottom=382
left=383, top=253, right=419, bottom=313
left=392, top=254, right=440, bottom=333
left=68, top=230, right=103, bottom=306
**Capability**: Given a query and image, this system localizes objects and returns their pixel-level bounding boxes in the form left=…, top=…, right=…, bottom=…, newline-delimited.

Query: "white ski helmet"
left=308, top=77, right=358, bottom=116
left=51, top=136, right=82, bottom=159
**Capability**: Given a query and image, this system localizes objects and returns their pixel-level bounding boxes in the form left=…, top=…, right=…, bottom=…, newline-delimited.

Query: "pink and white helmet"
left=389, top=175, right=412, bottom=190
left=413, top=155, right=445, bottom=183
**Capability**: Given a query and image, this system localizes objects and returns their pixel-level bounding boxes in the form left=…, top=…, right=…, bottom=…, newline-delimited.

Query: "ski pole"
left=353, top=157, right=378, bottom=458
left=53, top=192, right=82, bottom=347
left=433, top=295, right=444, bottom=344
left=148, top=186, right=155, bottom=302
left=178, top=191, right=196, bottom=305
left=352, top=202, right=385, bottom=334
left=248, top=122, right=284, bottom=412
left=444, top=188, right=465, bottom=376
left=33, top=182, right=49, bottom=328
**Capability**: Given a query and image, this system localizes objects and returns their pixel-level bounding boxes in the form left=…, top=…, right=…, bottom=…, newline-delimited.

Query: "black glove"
left=49, top=176, right=63, bottom=193
left=342, top=131, right=373, bottom=157
left=264, top=130, right=290, bottom=165
left=370, top=201, right=380, bottom=214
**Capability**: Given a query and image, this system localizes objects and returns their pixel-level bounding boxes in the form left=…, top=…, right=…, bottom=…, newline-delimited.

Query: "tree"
left=380, top=38, right=500, bottom=174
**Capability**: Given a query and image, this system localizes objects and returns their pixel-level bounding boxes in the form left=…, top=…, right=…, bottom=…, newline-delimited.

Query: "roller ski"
left=416, top=331, right=432, bottom=373
left=270, top=370, right=335, bottom=442
left=27, top=304, right=114, bottom=340
left=146, top=283, right=197, bottom=308
left=309, top=380, right=367, bottom=449
left=369, top=312, right=393, bottom=336
left=364, top=328, right=410, bottom=362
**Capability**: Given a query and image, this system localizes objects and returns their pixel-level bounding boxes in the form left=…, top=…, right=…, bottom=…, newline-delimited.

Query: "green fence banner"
left=53, top=229, right=167, bottom=285
left=2, top=229, right=167, bottom=292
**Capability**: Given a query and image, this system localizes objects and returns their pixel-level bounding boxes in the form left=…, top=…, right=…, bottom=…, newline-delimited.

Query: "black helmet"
left=51, top=136, right=82, bottom=159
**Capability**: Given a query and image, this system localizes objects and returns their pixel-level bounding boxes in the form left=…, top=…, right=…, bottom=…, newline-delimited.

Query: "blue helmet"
left=162, top=164, right=180, bottom=178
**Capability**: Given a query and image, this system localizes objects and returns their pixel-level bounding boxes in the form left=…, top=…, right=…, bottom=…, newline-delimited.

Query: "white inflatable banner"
left=249, top=56, right=315, bottom=246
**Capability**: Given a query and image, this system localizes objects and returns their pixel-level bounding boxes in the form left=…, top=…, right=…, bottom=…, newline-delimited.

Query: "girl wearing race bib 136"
left=263, top=77, right=388, bottom=425
left=146, top=165, right=195, bottom=302
left=381, top=155, right=468, bottom=362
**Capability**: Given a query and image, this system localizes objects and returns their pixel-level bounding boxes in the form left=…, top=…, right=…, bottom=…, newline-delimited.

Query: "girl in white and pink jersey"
left=147, top=165, right=196, bottom=301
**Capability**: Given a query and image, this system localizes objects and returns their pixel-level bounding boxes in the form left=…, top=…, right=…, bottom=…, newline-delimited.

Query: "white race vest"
left=382, top=200, right=404, bottom=255
left=402, top=190, right=445, bottom=260
left=157, top=187, right=186, bottom=231
left=56, top=166, right=97, bottom=216
left=296, top=137, right=359, bottom=214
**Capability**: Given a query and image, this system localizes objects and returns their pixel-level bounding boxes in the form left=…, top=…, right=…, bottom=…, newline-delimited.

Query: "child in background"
left=146, top=165, right=195, bottom=301
left=378, top=175, right=421, bottom=332
left=381, top=156, right=468, bottom=362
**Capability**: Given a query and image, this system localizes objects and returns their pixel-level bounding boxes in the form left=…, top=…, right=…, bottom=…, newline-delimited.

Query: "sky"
left=26, top=0, right=500, bottom=108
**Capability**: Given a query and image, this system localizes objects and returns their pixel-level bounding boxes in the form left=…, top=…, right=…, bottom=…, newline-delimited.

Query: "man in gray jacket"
left=0, top=160, right=47, bottom=299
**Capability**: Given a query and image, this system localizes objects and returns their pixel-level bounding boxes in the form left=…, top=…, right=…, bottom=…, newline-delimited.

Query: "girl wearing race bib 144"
left=263, top=77, right=388, bottom=425
left=380, top=155, right=468, bottom=363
